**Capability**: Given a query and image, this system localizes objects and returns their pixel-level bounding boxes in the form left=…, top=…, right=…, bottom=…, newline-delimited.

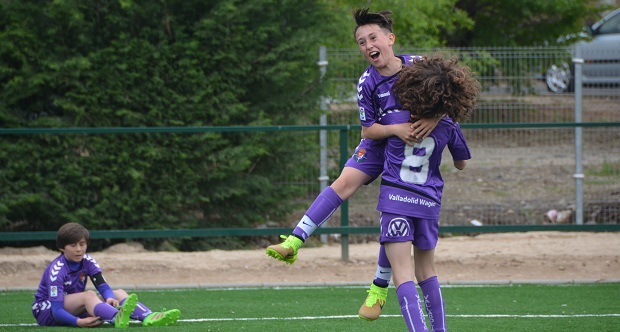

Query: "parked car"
left=545, top=8, right=620, bottom=93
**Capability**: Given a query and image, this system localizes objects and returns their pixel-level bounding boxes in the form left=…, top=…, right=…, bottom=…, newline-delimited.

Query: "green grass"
left=2, top=283, right=619, bottom=331
left=586, top=159, right=620, bottom=178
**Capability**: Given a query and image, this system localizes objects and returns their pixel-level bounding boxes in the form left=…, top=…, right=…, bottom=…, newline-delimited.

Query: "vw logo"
left=386, top=217, right=410, bottom=237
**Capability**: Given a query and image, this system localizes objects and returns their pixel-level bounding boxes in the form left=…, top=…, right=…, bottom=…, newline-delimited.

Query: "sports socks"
left=373, top=245, right=392, bottom=288
left=419, top=276, right=446, bottom=332
left=130, top=301, right=153, bottom=321
left=117, top=297, right=153, bottom=321
left=93, top=302, right=117, bottom=321
left=292, top=187, right=343, bottom=241
left=396, top=281, right=429, bottom=331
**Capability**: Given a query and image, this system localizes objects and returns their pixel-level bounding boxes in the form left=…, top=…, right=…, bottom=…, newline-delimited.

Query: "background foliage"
left=322, top=0, right=607, bottom=48
left=0, top=0, right=335, bottom=247
left=0, top=0, right=610, bottom=249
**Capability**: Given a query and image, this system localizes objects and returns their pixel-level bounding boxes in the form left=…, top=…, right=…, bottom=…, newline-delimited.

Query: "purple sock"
left=292, top=187, right=343, bottom=240
left=373, top=245, right=392, bottom=288
left=396, top=281, right=429, bottom=332
left=419, top=276, right=446, bottom=332
left=130, top=301, right=153, bottom=321
left=94, top=302, right=118, bottom=321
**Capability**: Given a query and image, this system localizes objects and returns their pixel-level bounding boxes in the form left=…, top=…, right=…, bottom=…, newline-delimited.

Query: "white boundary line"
left=4, top=284, right=619, bottom=326
left=3, top=313, right=620, bottom=327
left=127, top=283, right=618, bottom=292
left=180, top=314, right=620, bottom=322
left=3, top=279, right=620, bottom=291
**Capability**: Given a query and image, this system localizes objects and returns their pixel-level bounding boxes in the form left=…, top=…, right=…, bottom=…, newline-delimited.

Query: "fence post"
left=572, top=50, right=584, bottom=225
left=318, top=46, right=330, bottom=243
left=340, top=128, right=350, bottom=262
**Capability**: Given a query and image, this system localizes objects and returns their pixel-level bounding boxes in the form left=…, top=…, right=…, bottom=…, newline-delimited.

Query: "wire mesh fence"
left=1, top=47, right=618, bottom=240
left=318, top=46, right=620, bottom=230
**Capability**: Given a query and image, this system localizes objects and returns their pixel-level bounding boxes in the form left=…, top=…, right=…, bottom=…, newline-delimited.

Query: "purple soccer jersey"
left=357, top=54, right=421, bottom=128
left=377, top=117, right=471, bottom=219
left=344, top=54, right=421, bottom=178
left=33, top=253, right=102, bottom=305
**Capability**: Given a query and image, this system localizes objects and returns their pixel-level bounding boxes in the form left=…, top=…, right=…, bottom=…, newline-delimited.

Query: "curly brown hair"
left=393, top=54, right=480, bottom=123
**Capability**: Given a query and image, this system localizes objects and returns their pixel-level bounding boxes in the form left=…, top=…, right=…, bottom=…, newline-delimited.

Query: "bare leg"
left=330, top=166, right=372, bottom=200
left=385, top=242, right=428, bottom=331
left=113, top=289, right=129, bottom=302
left=413, top=247, right=436, bottom=282
left=63, top=290, right=104, bottom=317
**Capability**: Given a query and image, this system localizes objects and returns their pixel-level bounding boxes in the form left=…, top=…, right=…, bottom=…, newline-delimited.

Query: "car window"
left=597, top=11, right=620, bottom=34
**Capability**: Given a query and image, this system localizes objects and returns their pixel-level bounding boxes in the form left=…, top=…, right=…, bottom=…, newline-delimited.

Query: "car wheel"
left=546, top=62, right=573, bottom=93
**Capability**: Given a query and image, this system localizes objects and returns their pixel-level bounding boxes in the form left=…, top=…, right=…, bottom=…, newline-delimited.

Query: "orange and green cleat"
left=114, top=293, right=138, bottom=328
left=358, top=284, right=388, bottom=322
left=142, top=309, right=181, bottom=327
left=266, top=235, right=303, bottom=265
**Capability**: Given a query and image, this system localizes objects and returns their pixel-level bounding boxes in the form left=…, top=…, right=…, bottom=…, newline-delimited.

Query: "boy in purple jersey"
left=32, top=222, right=181, bottom=328
left=379, top=54, right=480, bottom=332
left=266, top=8, right=439, bottom=321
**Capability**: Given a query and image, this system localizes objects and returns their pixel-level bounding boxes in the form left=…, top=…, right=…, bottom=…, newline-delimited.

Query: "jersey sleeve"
left=447, top=123, right=472, bottom=161
left=83, top=254, right=103, bottom=276
left=404, top=54, right=424, bottom=65
left=51, top=301, right=78, bottom=326
left=356, top=70, right=377, bottom=127
left=97, top=282, right=115, bottom=301
left=84, top=254, right=115, bottom=299
left=47, top=259, right=68, bottom=304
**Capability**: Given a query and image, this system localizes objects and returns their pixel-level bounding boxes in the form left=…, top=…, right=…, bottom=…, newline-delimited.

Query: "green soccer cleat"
left=266, top=235, right=303, bottom=265
left=358, top=284, right=388, bottom=322
left=142, top=309, right=181, bottom=327
left=114, top=293, right=138, bottom=328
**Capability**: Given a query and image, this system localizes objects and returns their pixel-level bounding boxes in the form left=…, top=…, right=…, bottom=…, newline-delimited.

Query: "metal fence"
left=1, top=46, right=619, bottom=247
left=319, top=46, right=620, bottom=231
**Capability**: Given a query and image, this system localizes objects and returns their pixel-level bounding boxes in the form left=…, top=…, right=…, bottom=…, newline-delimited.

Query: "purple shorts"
left=32, top=300, right=88, bottom=326
left=379, top=212, right=439, bottom=250
left=343, top=138, right=385, bottom=183
left=32, top=301, right=62, bottom=326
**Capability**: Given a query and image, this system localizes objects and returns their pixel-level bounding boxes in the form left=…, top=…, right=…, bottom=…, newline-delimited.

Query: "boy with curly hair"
left=267, top=8, right=440, bottom=321
left=377, top=54, right=480, bottom=331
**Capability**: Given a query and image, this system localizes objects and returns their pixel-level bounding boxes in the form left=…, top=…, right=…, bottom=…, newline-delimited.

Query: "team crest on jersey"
left=386, top=217, right=410, bottom=237
left=353, top=148, right=367, bottom=162
left=79, top=272, right=86, bottom=285
left=50, top=286, right=58, bottom=298
left=359, top=107, right=366, bottom=121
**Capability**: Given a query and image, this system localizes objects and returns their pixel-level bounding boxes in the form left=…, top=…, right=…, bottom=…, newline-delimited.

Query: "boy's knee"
left=114, top=289, right=129, bottom=298
left=84, top=290, right=99, bottom=299
left=331, top=175, right=365, bottom=198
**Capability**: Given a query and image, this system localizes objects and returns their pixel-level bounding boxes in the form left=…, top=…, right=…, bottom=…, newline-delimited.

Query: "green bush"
left=0, top=0, right=334, bottom=239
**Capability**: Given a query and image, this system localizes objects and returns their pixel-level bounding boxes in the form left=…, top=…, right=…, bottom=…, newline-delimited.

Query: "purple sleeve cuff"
left=97, top=283, right=115, bottom=301
left=51, top=301, right=78, bottom=326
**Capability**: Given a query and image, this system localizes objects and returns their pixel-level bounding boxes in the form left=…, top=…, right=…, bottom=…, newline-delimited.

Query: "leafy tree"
left=317, top=0, right=609, bottom=48
left=319, top=0, right=474, bottom=48
left=449, top=0, right=608, bottom=47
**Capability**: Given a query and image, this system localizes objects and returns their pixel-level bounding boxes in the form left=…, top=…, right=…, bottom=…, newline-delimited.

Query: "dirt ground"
left=1, top=231, right=619, bottom=290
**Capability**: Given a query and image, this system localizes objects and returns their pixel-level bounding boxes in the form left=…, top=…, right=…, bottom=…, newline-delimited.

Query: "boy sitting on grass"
left=32, top=222, right=181, bottom=328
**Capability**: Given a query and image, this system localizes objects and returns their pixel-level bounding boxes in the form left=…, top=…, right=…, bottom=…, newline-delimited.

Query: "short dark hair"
left=393, top=54, right=480, bottom=123
left=353, top=8, right=394, bottom=38
left=56, top=222, right=90, bottom=249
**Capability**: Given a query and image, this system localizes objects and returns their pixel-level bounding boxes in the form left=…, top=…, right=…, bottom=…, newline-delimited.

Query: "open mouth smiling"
left=370, top=51, right=380, bottom=60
